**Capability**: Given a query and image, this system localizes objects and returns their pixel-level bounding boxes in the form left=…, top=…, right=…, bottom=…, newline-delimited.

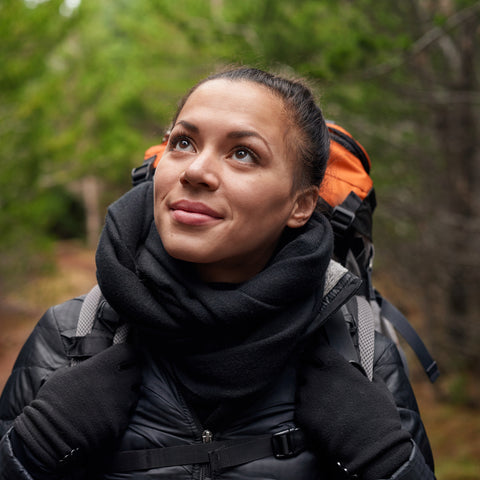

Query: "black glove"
left=296, top=335, right=412, bottom=480
left=12, top=343, right=141, bottom=476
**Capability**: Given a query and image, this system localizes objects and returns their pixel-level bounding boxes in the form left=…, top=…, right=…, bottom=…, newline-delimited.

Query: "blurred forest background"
left=1, top=0, right=479, bottom=478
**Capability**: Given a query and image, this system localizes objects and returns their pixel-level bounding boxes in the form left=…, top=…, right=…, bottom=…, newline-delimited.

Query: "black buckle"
left=331, top=205, right=355, bottom=234
left=271, top=427, right=304, bottom=459
left=426, top=360, right=440, bottom=383
left=131, top=155, right=157, bottom=186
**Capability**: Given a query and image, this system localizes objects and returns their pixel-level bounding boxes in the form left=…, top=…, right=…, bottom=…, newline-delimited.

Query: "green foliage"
left=0, top=0, right=78, bottom=282
left=1, top=0, right=479, bottom=349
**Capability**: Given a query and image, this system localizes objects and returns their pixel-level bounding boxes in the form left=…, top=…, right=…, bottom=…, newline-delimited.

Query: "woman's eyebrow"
left=227, top=130, right=272, bottom=154
left=175, top=120, right=199, bottom=133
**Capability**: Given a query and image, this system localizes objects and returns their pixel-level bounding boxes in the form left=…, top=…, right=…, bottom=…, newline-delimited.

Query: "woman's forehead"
left=176, top=79, right=288, bottom=134
left=184, top=79, right=282, bottom=113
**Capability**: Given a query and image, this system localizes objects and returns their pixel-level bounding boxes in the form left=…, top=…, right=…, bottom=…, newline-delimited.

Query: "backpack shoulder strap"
left=325, top=293, right=440, bottom=383
left=78, top=284, right=129, bottom=344
left=377, top=295, right=439, bottom=383
left=77, top=284, right=103, bottom=336
left=70, top=285, right=129, bottom=365
left=324, top=296, right=376, bottom=381
left=324, top=305, right=360, bottom=366
left=324, top=299, right=375, bottom=381
left=355, top=296, right=375, bottom=381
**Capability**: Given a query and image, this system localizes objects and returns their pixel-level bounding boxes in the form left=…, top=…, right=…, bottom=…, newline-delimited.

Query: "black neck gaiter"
left=96, top=182, right=333, bottom=403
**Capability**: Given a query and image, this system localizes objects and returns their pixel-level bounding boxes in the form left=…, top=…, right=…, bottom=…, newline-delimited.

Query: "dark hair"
left=171, top=67, right=330, bottom=190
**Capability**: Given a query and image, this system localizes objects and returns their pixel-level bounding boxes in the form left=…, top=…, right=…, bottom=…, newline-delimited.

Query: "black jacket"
left=0, top=262, right=434, bottom=479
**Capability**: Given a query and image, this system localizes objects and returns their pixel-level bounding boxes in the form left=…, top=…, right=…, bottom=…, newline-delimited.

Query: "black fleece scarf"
left=96, top=182, right=333, bottom=404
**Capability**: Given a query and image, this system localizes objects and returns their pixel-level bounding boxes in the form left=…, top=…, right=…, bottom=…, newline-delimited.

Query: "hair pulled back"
left=172, top=67, right=330, bottom=189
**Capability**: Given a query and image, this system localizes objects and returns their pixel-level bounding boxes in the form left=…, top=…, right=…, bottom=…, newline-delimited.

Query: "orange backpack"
left=320, top=123, right=438, bottom=383
left=321, top=123, right=373, bottom=209
left=319, top=122, right=377, bottom=274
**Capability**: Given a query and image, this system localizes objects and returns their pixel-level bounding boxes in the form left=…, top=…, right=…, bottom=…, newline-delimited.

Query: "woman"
left=0, top=67, right=435, bottom=479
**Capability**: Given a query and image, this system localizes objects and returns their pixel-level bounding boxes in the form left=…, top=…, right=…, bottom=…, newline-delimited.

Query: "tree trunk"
left=410, top=2, right=480, bottom=372
left=80, top=176, right=102, bottom=250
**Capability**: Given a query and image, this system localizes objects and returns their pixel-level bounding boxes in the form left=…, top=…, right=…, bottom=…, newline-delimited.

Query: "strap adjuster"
left=426, top=360, right=440, bottom=383
left=331, top=205, right=356, bottom=234
left=131, top=155, right=157, bottom=186
left=271, top=427, right=304, bottom=459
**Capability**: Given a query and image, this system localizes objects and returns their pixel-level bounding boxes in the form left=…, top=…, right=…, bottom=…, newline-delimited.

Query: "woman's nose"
left=180, top=150, right=220, bottom=190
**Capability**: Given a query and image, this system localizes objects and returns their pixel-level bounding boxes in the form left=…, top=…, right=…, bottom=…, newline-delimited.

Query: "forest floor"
left=0, top=241, right=479, bottom=479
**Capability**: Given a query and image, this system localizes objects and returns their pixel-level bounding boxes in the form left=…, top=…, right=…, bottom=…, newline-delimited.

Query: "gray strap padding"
left=77, top=284, right=130, bottom=346
left=356, top=296, right=375, bottom=381
left=77, top=284, right=103, bottom=336
left=113, top=323, right=129, bottom=344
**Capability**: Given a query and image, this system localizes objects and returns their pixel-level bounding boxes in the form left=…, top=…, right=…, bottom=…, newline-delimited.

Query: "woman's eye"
left=172, top=137, right=194, bottom=152
left=233, top=148, right=256, bottom=163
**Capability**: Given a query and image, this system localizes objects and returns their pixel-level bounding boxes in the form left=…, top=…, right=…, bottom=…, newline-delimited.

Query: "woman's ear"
left=287, top=186, right=319, bottom=228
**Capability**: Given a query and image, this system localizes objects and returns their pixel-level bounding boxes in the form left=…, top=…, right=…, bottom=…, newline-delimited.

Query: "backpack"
left=319, top=122, right=439, bottom=383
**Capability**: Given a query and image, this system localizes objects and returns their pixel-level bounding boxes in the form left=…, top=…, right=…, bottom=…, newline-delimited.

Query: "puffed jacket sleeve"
left=0, top=299, right=82, bottom=479
left=0, top=429, right=35, bottom=480
left=373, top=332, right=436, bottom=479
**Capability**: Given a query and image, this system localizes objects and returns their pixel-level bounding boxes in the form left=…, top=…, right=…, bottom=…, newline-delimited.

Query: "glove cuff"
left=10, top=427, right=61, bottom=480
left=356, top=430, right=412, bottom=480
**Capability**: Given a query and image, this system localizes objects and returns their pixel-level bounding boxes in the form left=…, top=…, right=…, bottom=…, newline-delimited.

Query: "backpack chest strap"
left=109, top=428, right=305, bottom=474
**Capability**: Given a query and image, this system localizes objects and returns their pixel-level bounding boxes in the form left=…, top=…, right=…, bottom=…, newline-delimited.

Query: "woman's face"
left=154, top=79, right=317, bottom=283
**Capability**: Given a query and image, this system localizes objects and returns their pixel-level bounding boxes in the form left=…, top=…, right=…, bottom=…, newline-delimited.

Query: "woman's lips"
left=170, top=200, right=223, bottom=226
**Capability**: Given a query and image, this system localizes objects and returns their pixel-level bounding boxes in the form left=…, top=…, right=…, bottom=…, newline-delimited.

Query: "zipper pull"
left=202, top=429, right=213, bottom=443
